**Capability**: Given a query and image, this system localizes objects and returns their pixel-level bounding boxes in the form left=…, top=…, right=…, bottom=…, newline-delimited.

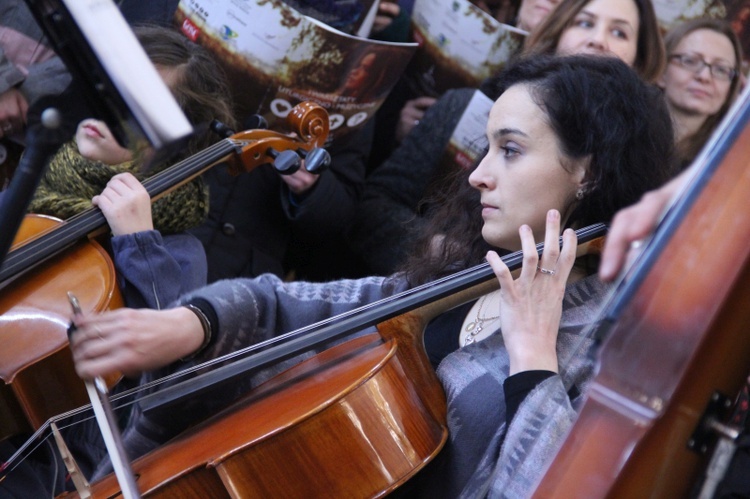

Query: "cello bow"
left=531, top=72, right=750, bottom=497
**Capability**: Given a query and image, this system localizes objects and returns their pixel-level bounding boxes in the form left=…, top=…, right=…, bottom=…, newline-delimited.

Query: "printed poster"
left=405, top=0, right=527, bottom=97
left=176, top=0, right=416, bottom=143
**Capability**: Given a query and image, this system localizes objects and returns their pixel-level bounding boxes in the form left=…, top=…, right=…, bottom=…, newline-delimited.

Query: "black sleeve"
left=184, top=297, right=220, bottom=352
left=503, top=370, right=556, bottom=427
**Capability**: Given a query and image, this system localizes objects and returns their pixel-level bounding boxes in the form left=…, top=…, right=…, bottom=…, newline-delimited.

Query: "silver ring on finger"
left=537, top=266, right=556, bottom=276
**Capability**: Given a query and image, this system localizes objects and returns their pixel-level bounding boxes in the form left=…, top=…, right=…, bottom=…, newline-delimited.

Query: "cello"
left=58, top=226, right=607, bottom=498
left=530, top=71, right=750, bottom=495
left=0, top=102, right=330, bottom=443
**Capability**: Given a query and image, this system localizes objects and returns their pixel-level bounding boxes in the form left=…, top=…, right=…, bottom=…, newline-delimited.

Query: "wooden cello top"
left=71, top=334, right=447, bottom=498
left=0, top=215, right=122, bottom=436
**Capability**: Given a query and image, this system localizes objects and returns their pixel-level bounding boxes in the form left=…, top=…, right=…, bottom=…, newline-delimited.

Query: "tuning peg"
left=209, top=120, right=235, bottom=138
left=297, top=147, right=331, bottom=175
left=243, top=114, right=268, bottom=130
left=267, top=148, right=301, bottom=175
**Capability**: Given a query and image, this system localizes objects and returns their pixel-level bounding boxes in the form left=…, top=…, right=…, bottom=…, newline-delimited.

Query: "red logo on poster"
left=181, top=18, right=200, bottom=41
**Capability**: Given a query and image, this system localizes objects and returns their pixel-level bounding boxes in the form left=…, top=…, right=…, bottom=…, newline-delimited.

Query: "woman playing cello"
left=0, top=24, right=234, bottom=496
left=64, top=54, right=675, bottom=497
left=25, top=24, right=237, bottom=309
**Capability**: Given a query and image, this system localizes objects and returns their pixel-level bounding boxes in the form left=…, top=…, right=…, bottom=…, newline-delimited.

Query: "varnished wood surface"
left=81, top=334, right=447, bottom=498
left=0, top=215, right=122, bottom=440
left=533, top=98, right=750, bottom=497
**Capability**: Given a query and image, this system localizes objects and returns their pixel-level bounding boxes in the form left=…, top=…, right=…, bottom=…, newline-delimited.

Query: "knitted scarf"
left=28, top=141, right=209, bottom=234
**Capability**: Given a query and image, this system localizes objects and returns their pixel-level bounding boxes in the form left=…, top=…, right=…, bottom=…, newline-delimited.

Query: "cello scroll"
left=225, top=102, right=331, bottom=175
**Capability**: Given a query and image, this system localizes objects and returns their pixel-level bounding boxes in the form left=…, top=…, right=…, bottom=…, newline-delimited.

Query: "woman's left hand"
left=281, top=164, right=320, bottom=195
left=487, top=209, right=577, bottom=375
left=92, top=172, right=154, bottom=236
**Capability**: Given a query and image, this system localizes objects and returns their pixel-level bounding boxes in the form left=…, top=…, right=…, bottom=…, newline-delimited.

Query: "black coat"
left=191, top=123, right=371, bottom=282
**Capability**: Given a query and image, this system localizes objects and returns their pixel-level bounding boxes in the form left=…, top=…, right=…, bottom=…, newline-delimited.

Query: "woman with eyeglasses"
left=658, top=18, right=743, bottom=170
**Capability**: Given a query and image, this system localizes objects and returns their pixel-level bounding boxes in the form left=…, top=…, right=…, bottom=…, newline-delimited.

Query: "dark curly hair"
left=399, top=54, right=677, bottom=285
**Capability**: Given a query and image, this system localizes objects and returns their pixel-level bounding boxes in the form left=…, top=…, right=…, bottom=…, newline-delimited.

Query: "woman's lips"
left=481, top=203, right=499, bottom=217
left=687, top=87, right=712, bottom=99
left=82, top=124, right=105, bottom=138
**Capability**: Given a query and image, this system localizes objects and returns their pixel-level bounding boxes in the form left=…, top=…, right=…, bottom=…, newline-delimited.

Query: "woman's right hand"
left=70, top=307, right=205, bottom=379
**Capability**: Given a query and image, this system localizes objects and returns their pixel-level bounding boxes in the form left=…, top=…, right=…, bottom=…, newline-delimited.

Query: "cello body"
left=0, top=102, right=330, bottom=443
left=532, top=82, right=750, bottom=496
left=0, top=215, right=122, bottom=440
left=80, top=334, right=447, bottom=498
left=67, top=268, right=508, bottom=498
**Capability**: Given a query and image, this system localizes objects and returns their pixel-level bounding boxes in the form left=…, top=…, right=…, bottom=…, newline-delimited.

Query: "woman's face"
left=344, top=53, right=377, bottom=92
left=469, top=84, right=585, bottom=251
left=75, top=65, right=177, bottom=166
left=75, top=119, right=133, bottom=165
left=516, top=0, right=560, bottom=31
left=556, top=0, right=640, bottom=66
left=659, top=29, right=736, bottom=120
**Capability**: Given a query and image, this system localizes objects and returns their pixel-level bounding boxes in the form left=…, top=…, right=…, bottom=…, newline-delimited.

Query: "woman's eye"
left=612, top=28, right=628, bottom=40
left=574, top=19, right=593, bottom=28
left=500, top=145, right=520, bottom=157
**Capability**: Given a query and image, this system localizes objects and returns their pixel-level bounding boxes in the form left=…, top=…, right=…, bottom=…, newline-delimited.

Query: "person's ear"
left=573, top=158, right=590, bottom=199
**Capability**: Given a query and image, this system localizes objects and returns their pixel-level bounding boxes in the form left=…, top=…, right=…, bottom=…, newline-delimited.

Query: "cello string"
left=0, top=225, right=606, bottom=481
left=0, top=139, right=237, bottom=286
left=556, top=77, right=750, bottom=394
left=119, top=225, right=607, bottom=414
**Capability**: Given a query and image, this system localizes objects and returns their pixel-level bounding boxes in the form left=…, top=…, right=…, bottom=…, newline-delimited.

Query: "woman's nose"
left=469, top=158, right=495, bottom=189
left=694, top=64, right=712, bottom=82
left=587, top=26, right=609, bottom=52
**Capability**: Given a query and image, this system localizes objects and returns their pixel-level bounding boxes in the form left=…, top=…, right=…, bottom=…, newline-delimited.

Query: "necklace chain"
left=463, top=294, right=500, bottom=346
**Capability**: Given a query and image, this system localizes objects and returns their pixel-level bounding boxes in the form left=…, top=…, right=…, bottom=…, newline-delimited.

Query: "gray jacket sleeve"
left=484, top=376, right=579, bottom=498
left=178, top=274, right=404, bottom=372
left=0, top=1, right=71, bottom=100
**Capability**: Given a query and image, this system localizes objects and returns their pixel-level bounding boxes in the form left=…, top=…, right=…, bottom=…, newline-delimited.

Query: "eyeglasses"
left=669, top=53, right=737, bottom=82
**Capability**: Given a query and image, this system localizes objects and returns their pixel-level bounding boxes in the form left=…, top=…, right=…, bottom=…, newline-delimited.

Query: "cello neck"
left=135, top=224, right=608, bottom=416
left=0, top=138, right=239, bottom=288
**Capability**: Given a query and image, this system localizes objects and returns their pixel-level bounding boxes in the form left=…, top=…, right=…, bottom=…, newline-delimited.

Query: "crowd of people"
left=1, top=0, right=749, bottom=497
